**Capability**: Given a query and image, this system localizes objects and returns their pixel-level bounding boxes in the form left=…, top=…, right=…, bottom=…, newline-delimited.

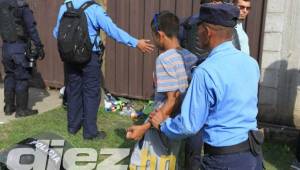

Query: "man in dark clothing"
left=0, top=0, right=45, bottom=117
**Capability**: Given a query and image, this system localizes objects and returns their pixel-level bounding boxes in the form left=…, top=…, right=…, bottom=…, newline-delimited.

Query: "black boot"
left=4, top=91, right=16, bottom=116
left=15, top=91, right=38, bottom=118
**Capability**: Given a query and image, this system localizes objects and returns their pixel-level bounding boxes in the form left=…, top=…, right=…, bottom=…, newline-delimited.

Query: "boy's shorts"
left=129, top=128, right=181, bottom=170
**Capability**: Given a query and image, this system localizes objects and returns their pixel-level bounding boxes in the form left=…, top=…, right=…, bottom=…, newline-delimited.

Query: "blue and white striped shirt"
left=154, top=48, right=198, bottom=110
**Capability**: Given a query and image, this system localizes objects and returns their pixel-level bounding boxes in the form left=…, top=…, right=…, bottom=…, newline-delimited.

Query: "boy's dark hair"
left=151, top=11, right=179, bottom=38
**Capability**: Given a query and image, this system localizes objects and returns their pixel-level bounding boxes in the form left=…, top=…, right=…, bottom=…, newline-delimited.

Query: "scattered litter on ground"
left=104, top=93, right=123, bottom=112
left=103, top=93, right=154, bottom=121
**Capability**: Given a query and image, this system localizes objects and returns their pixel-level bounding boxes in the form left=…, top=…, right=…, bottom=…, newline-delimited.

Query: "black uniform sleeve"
left=21, top=5, right=43, bottom=47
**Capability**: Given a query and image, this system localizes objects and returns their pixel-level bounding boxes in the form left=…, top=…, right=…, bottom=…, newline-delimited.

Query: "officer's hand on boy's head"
left=137, top=39, right=155, bottom=54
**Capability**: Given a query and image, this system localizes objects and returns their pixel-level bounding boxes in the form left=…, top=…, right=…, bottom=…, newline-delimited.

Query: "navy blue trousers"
left=201, top=151, right=264, bottom=170
left=185, top=130, right=203, bottom=170
left=2, top=43, right=30, bottom=94
left=66, top=54, right=101, bottom=138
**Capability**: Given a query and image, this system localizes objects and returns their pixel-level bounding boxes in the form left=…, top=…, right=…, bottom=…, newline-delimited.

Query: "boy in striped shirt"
left=127, top=11, right=198, bottom=170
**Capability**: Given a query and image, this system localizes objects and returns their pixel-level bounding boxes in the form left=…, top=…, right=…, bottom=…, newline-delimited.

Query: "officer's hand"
left=37, top=47, right=45, bottom=60
left=149, top=109, right=165, bottom=129
left=137, top=39, right=155, bottom=54
left=126, top=125, right=147, bottom=141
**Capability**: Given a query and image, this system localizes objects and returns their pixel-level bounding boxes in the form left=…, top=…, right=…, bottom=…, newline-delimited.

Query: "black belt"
left=3, top=40, right=17, bottom=43
left=204, top=140, right=250, bottom=155
left=3, top=39, right=26, bottom=43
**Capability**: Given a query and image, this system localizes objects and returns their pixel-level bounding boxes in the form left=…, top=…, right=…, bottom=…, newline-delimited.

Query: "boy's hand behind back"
left=137, top=39, right=155, bottom=54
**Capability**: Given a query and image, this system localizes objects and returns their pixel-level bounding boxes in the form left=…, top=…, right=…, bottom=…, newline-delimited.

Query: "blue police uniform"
left=0, top=0, right=43, bottom=117
left=158, top=4, right=264, bottom=169
left=53, top=0, right=138, bottom=139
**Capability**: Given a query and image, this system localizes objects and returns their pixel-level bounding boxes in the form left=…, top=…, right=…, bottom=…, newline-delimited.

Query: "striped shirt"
left=154, top=48, right=198, bottom=110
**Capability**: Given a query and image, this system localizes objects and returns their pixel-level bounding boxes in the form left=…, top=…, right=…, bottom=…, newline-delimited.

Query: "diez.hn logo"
left=6, top=139, right=130, bottom=170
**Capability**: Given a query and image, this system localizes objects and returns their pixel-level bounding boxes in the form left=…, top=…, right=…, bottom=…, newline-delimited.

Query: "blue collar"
left=207, top=41, right=234, bottom=59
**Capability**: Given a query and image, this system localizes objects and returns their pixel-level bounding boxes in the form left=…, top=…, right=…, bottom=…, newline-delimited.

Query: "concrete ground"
left=0, top=84, right=62, bottom=124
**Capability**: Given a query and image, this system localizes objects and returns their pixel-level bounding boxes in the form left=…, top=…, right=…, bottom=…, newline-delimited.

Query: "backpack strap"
left=79, top=1, right=96, bottom=14
left=79, top=1, right=104, bottom=51
left=66, top=1, right=74, bottom=11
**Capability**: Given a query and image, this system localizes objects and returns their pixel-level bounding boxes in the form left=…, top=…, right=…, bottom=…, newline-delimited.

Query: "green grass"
left=0, top=107, right=296, bottom=170
left=0, top=107, right=135, bottom=151
left=263, top=140, right=296, bottom=170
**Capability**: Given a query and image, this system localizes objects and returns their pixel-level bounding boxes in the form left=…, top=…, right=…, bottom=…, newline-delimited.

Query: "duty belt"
left=204, top=140, right=250, bottom=155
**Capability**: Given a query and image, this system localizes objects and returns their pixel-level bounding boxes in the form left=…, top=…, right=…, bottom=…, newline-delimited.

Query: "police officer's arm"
left=157, top=68, right=216, bottom=140
left=21, top=4, right=42, bottom=47
left=93, top=5, right=154, bottom=53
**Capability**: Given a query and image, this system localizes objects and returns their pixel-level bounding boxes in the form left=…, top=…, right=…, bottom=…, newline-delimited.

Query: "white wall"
left=259, top=0, right=300, bottom=127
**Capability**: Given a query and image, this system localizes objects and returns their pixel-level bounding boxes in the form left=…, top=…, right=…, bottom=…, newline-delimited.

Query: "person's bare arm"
left=158, top=91, right=181, bottom=118
left=126, top=123, right=151, bottom=140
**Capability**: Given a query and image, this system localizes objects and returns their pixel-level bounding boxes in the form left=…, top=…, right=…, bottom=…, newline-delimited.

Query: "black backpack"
left=57, top=1, right=97, bottom=66
left=0, top=0, right=27, bottom=42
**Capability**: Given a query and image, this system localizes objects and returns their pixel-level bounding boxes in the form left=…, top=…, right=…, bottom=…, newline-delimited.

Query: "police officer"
left=0, top=0, right=45, bottom=117
left=150, top=3, right=264, bottom=169
left=53, top=0, right=154, bottom=140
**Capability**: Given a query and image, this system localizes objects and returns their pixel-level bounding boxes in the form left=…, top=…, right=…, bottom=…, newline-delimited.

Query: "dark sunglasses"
left=238, top=5, right=251, bottom=11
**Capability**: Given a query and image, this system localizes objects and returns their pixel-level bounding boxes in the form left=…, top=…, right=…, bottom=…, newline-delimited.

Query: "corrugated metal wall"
left=27, top=0, right=65, bottom=88
left=245, top=0, right=267, bottom=63
left=104, top=0, right=267, bottom=100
